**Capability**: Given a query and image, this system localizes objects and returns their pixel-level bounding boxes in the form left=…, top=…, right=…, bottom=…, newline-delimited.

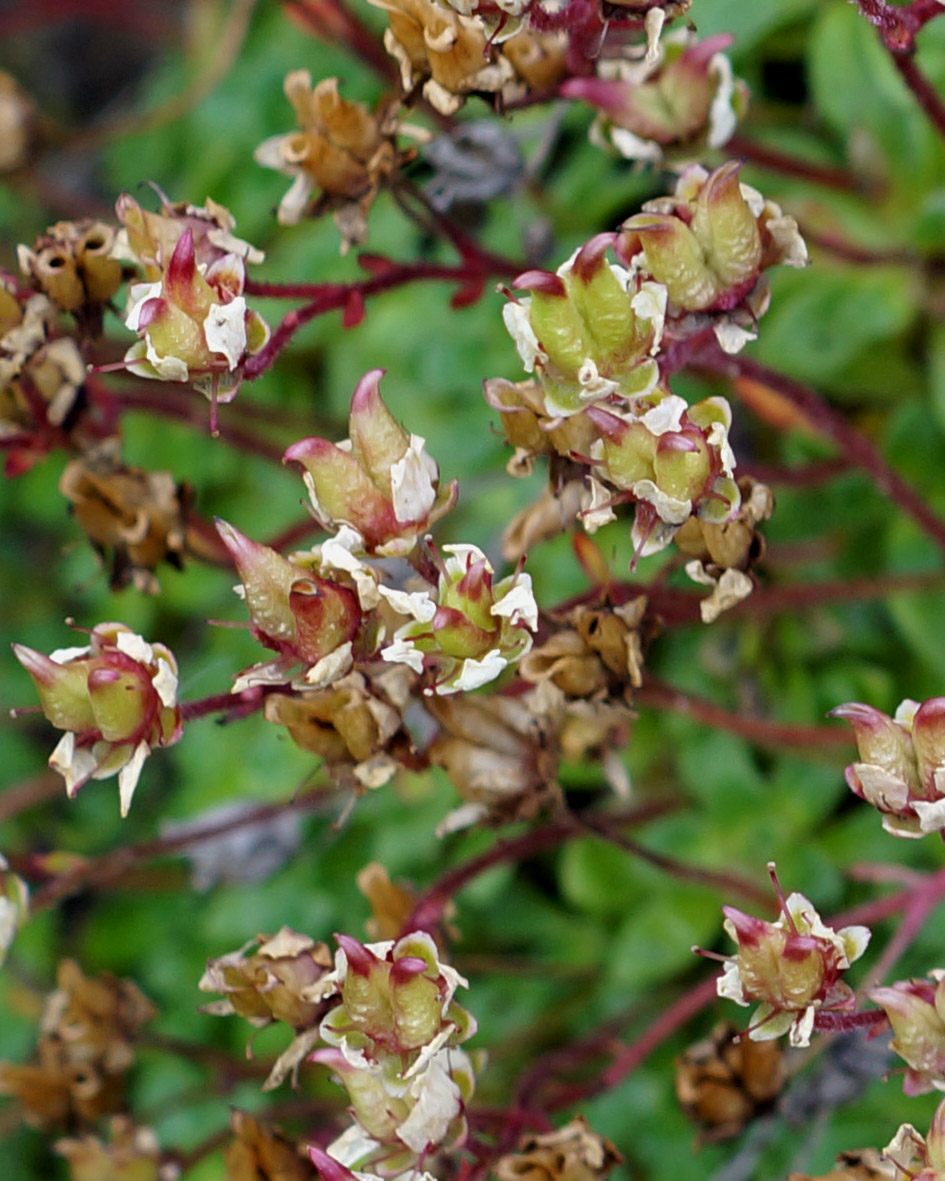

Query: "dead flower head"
left=255, top=72, right=406, bottom=250
left=493, top=1116, right=622, bottom=1181
left=369, top=0, right=515, bottom=115
left=0, top=960, right=155, bottom=1128
left=59, top=444, right=190, bottom=593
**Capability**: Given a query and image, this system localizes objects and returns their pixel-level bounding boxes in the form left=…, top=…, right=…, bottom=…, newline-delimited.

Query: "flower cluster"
left=13, top=622, right=182, bottom=816
left=700, top=864, right=870, bottom=1048
left=311, top=932, right=477, bottom=1173
left=201, top=929, right=478, bottom=1175
left=830, top=698, right=945, bottom=839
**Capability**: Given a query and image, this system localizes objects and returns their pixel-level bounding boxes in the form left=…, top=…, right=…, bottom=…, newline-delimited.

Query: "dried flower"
left=520, top=598, right=647, bottom=699
left=224, top=1111, right=315, bottom=1181
left=285, top=369, right=457, bottom=556
left=13, top=623, right=182, bottom=816
left=369, top=0, right=515, bottom=114
left=0, top=960, right=155, bottom=1127
left=0, top=71, right=35, bottom=172
left=699, top=864, right=870, bottom=1048
left=18, top=220, right=123, bottom=332
left=199, top=928, right=334, bottom=1089
left=586, top=391, right=740, bottom=560
left=562, top=33, right=746, bottom=164
left=264, top=667, right=413, bottom=790
left=426, top=688, right=560, bottom=831
left=493, top=1116, right=622, bottom=1181
left=674, top=1021, right=784, bottom=1143
left=787, top=1149, right=897, bottom=1181
left=829, top=698, right=945, bottom=838
left=255, top=72, right=406, bottom=249
left=502, top=234, right=666, bottom=418
left=59, top=444, right=190, bottom=593
left=380, top=542, right=537, bottom=694
left=56, top=1117, right=178, bottom=1181
left=869, top=972, right=945, bottom=1095
left=619, top=162, right=807, bottom=353
left=0, top=289, right=89, bottom=474
left=115, top=189, right=264, bottom=280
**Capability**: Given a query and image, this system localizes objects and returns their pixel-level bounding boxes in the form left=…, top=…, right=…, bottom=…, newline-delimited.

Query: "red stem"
left=696, top=347, right=945, bottom=558
left=726, top=133, right=861, bottom=193
left=635, top=679, right=850, bottom=749
left=891, top=51, right=945, bottom=141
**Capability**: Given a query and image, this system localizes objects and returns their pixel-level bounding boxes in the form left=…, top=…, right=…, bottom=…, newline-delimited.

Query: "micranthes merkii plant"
left=4, top=0, right=945, bottom=1176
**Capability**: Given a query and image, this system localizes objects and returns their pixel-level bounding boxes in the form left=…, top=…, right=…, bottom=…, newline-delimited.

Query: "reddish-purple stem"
left=243, top=260, right=514, bottom=380
left=636, top=679, right=850, bottom=749
left=812, top=1009, right=888, bottom=1032
left=726, top=133, right=861, bottom=193
left=282, top=0, right=396, bottom=82
left=403, top=800, right=678, bottom=936
left=891, top=51, right=945, bottom=141
left=865, top=864, right=945, bottom=987
left=697, top=347, right=945, bottom=557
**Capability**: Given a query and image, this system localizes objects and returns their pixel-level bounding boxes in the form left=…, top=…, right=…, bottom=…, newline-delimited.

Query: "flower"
left=701, top=864, right=870, bottom=1048
left=502, top=234, right=666, bottom=417
left=13, top=623, right=182, bottom=816
left=284, top=369, right=457, bottom=556
left=368, top=0, right=515, bottom=115
left=17, top=219, right=123, bottom=332
left=115, top=189, right=263, bottom=280
left=618, top=162, right=807, bottom=352
left=562, top=33, right=746, bottom=164
left=586, top=391, right=740, bottom=560
left=380, top=543, right=537, bottom=694
left=255, top=72, right=405, bottom=249
left=869, top=973, right=945, bottom=1095
left=216, top=520, right=371, bottom=688
left=122, top=228, right=269, bottom=428
left=829, top=698, right=945, bottom=838
left=310, top=932, right=477, bottom=1171
left=493, top=1116, right=623, bottom=1181
left=55, top=1117, right=173, bottom=1181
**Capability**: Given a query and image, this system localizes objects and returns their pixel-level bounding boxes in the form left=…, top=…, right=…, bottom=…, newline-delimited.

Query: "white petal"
left=204, top=298, right=248, bottom=369
left=398, top=1057, right=462, bottom=1152
left=491, top=578, right=538, bottom=631
left=390, top=435, right=438, bottom=523
left=442, top=650, right=507, bottom=694
left=381, top=636, right=425, bottom=674
left=378, top=586, right=436, bottom=622
left=117, top=741, right=149, bottom=817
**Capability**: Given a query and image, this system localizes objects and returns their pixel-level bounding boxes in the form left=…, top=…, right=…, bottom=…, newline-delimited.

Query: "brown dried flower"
left=59, top=444, right=190, bottom=593
left=0, top=960, right=156, bottom=1128
left=426, top=688, right=561, bottom=832
left=264, top=666, right=415, bottom=791
left=370, top=0, right=516, bottom=114
left=223, top=1111, right=315, bottom=1181
left=55, top=1116, right=179, bottom=1181
left=18, top=220, right=123, bottom=334
left=674, top=1021, right=784, bottom=1143
left=493, top=1116, right=622, bottom=1181
left=675, top=476, right=773, bottom=623
left=255, top=72, right=406, bottom=249
left=520, top=599, right=647, bottom=699
left=0, top=71, right=35, bottom=173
